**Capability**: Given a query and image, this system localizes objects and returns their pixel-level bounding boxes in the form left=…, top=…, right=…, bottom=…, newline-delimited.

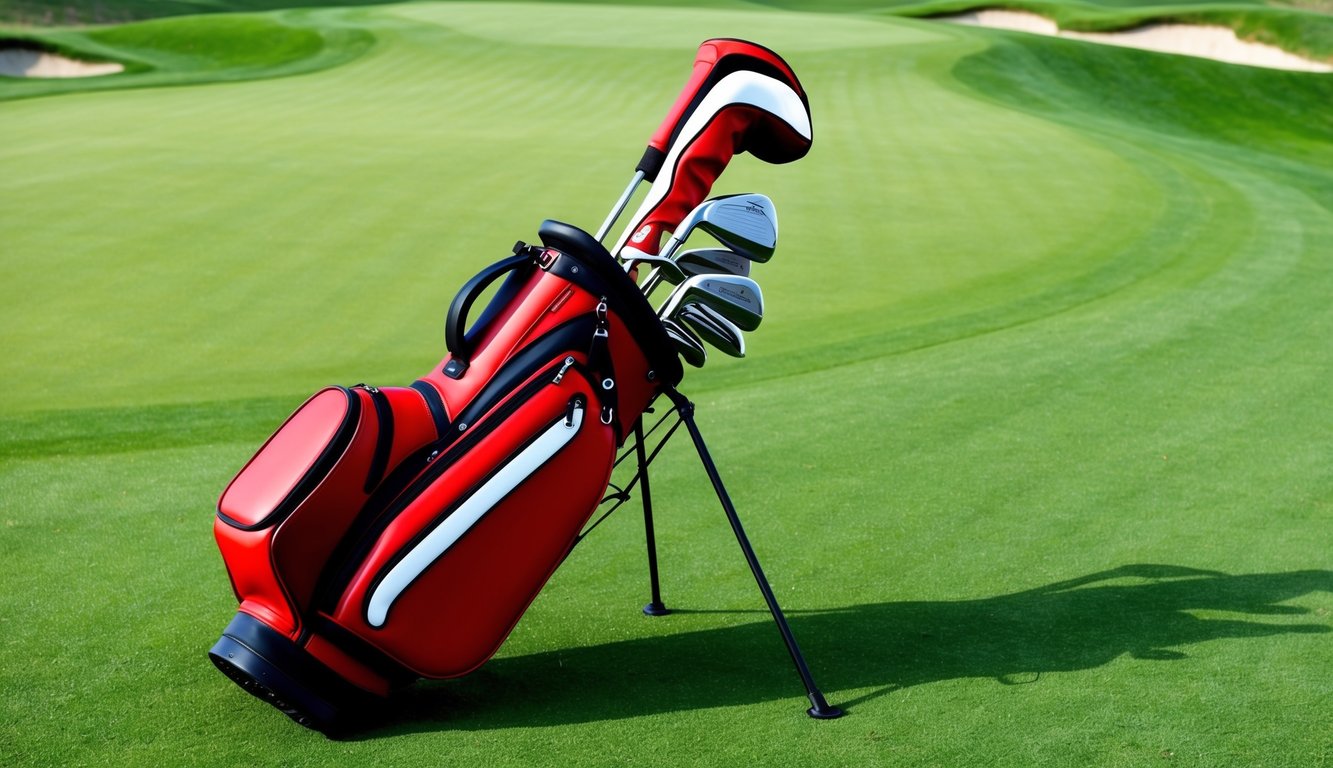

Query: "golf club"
left=658, top=274, right=764, bottom=332
left=676, top=248, right=752, bottom=279
left=691, top=195, right=777, bottom=264
left=662, top=318, right=707, bottom=367
left=638, top=194, right=775, bottom=295
left=643, top=245, right=754, bottom=299
left=657, top=193, right=776, bottom=262
left=678, top=304, right=746, bottom=358
left=621, top=248, right=688, bottom=283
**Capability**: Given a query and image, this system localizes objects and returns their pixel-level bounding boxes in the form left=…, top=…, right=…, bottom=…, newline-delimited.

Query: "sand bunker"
left=0, top=47, right=124, bottom=78
left=940, top=10, right=1332, bottom=73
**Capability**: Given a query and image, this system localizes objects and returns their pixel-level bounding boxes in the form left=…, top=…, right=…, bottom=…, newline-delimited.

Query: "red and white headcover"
left=614, top=39, right=812, bottom=257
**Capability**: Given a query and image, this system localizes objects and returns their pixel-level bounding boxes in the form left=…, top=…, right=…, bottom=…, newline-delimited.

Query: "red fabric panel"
left=333, top=371, right=615, bottom=677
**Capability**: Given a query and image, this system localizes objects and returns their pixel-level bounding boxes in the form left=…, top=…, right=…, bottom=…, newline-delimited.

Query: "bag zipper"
left=317, top=358, right=595, bottom=610
left=362, top=397, right=587, bottom=627
left=355, top=385, right=395, bottom=494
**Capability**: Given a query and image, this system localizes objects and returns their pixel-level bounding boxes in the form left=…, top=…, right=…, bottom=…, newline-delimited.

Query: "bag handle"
left=443, top=252, right=532, bottom=378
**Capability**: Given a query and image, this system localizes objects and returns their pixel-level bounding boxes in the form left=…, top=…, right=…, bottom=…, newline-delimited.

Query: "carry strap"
left=443, top=250, right=535, bottom=378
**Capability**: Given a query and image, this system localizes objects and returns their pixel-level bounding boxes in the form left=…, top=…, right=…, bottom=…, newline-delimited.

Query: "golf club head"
left=675, top=248, right=751, bottom=280
left=648, top=247, right=751, bottom=297
left=695, top=194, right=777, bottom=263
left=661, top=318, right=707, bottom=368
left=658, top=274, right=764, bottom=332
left=678, top=304, right=746, bottom=358
left=661, top=193, right=776, bottom=263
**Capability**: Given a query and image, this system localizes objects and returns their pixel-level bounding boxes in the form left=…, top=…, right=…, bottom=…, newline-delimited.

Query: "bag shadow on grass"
left=365, top=564, right=1330, bottom=735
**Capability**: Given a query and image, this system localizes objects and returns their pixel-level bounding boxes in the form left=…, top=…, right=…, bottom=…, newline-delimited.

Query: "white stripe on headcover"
left=612, top=71, right=811, bottom=257
left=365, top=404, right=585, bottom=628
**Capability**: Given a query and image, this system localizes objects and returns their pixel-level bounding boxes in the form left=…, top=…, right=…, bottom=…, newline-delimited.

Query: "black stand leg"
left=665, top=390, right=843, bottom=719
left=636, top=419, right=670, bottom=616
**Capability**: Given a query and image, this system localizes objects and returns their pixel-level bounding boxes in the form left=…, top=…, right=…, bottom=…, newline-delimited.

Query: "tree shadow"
left=355, top=565, right=1330, bottom=736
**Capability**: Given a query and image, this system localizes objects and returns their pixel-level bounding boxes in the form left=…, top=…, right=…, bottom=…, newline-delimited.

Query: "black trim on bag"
left=454, top=316, right=595, bottom=433
left=312, top=320, right=598, bottom=613
left=311, top=615, right=415, bottom=685
left=211, top=611, right=378, bottom=725
left=217, top=387, right=362, bottom=532
left=360, top=395, right=588, bottom=629
left=410, top=380, right=450, bottom=437
left=322, top=360, right=574, bottom=608
left=362, top=387, right=394, bottom=494
left=537, top=220, right=683, bottom=387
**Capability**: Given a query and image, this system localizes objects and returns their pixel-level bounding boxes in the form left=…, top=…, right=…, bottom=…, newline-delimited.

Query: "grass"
left=1, top=1, right=1330, bottom=766
left=0, top=10, right=374, bottom=100
left=0, top=0, right=408, bottom=25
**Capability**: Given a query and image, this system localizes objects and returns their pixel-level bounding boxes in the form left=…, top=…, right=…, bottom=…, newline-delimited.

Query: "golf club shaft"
left=641, top=268, right=666, bottom=298
left=637, top=234, right=686, bottom=296
left=596, top=170, right=645, bottom=245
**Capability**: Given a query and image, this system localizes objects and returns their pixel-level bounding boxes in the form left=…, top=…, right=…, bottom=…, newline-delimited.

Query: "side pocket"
left=218, top=387, right=360, bottom=531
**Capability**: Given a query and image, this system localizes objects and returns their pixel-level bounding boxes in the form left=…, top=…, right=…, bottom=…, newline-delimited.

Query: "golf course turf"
left=1, top=1, right=1329, bottom=765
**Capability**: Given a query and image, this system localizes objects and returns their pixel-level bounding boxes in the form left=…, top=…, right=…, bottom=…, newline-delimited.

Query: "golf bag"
left=210, top=221, right=683, bottom=732
left=211, top=38, right=842, bottom=734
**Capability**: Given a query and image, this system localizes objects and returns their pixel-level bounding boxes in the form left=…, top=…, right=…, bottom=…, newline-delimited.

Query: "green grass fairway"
left=2, top=2, right=1330, bottom=766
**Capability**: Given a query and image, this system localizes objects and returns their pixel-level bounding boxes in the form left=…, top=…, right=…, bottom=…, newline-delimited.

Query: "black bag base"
left=209, top=612, right=378, bottom=737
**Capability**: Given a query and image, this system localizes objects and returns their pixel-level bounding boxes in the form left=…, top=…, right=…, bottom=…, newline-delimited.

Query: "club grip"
left=635, top=146, right=667, bottom=182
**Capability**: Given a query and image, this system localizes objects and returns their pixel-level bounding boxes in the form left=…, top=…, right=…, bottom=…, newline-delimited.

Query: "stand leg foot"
left=806, top=692, right=845, bottom=719
left=642, top=602, right=671, bottom=617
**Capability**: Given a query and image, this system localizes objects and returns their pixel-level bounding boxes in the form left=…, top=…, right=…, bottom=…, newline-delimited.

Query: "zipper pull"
left=565, top=398, right=582, bottom=427
left=553, top=356, right=576, bottom=384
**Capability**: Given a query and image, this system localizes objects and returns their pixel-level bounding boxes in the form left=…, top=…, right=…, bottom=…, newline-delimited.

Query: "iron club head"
left=658, top=274, right=764, bottom=332
left=674, top=247, right=752, bottom=280
left=660, top=193, right=777, bottom=263
left=678, top=303, right=746, bottom=358
left=693, top=194, right=777, bottom=263
left=661, top=318, right=707, bottom=368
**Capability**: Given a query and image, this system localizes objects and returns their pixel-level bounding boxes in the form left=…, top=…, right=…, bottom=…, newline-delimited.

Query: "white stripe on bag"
left=365, top=404, right=584, bottom=628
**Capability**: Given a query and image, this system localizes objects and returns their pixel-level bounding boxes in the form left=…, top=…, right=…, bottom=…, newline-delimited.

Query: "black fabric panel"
left=537, top=220, right=684, bottom=387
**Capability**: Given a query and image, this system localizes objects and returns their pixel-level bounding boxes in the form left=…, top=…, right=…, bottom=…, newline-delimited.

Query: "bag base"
left=208, top=612, right=379, bottom=735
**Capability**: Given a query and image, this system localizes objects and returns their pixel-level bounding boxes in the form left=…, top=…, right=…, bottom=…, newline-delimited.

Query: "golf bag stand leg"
left=635, top=418, right=670, bottom=616
left=663, top=389, right=844, bottom=719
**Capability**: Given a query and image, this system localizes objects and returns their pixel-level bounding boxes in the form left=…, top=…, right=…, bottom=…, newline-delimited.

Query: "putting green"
left=1, top=2, right=1328, bottom=766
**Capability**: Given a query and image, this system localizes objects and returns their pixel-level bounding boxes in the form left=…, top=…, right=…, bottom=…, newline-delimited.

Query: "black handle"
left=444, top=253, right=532, bottom=376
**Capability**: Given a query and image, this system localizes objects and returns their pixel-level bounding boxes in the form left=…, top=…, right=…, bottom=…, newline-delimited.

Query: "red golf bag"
left=210, top=39, right=841, bottom=734
left=210, top=222, right=684, bottom=732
